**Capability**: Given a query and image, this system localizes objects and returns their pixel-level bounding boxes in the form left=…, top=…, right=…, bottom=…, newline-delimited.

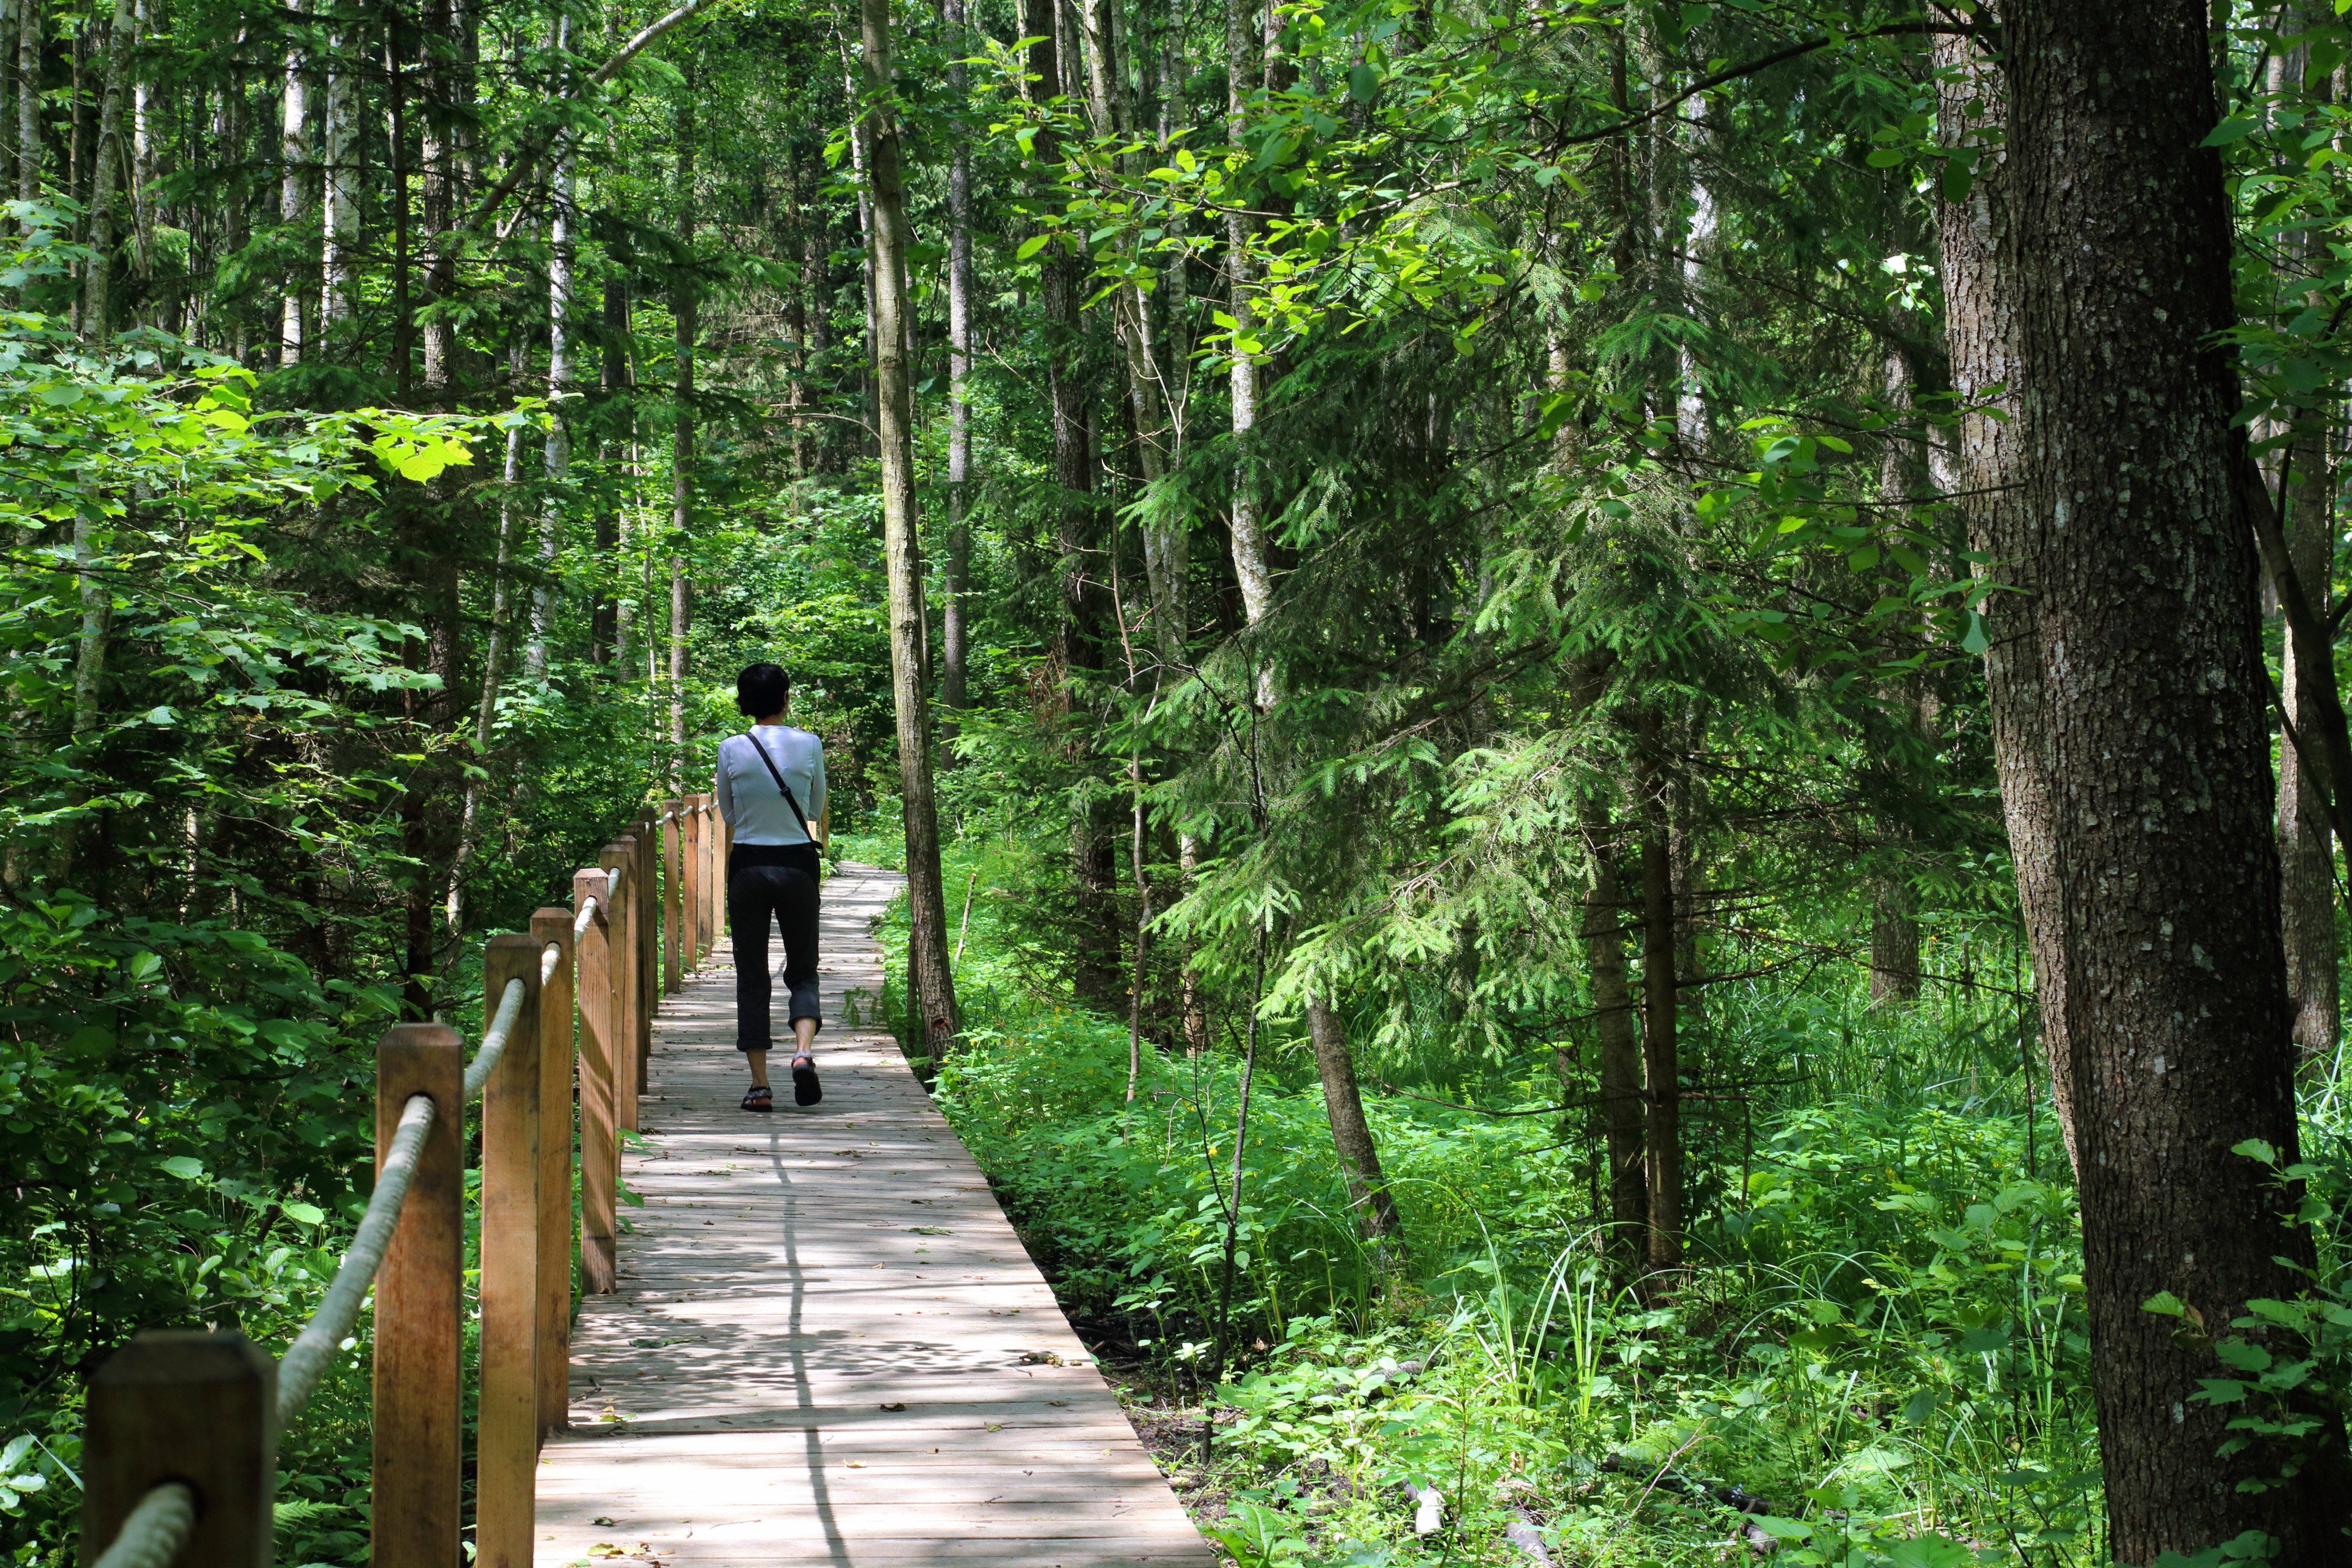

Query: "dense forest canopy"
left=2, top=0, right=2350, bottom=1561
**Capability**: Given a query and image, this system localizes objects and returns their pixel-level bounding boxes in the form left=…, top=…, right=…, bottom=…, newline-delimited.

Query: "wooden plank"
left=534, top=865, right=1212, bottom=1567
left=374, top=1023, right=463, bottom=1568
left=530, top=906, right=578, bottom=1436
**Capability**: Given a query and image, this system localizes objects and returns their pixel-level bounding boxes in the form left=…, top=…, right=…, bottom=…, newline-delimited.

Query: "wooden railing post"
left=600, top=841, right=640, bottom=1133
left=373, top=1022, right=462, bottom=1568
left=81, top=1331, right=274, bottom=1567
left=476, top=936, right=542, bottom=1568
left=713, top=805, right=732, bottom=961
left=663, top=801, right=684, bottom=995
left=681, top=799, right=704, bottom=972
left=635, top=812, right=657, bottom=1096
left=529, top=907, right=576, bottom=1433
left=573, top=868, right=619, bottom=1295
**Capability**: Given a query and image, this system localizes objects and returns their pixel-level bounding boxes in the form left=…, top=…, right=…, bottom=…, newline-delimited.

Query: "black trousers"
left=728, top=844, right=823, bottom=1052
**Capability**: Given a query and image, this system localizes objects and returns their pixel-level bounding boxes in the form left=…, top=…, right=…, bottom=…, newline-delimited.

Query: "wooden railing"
left=76, top=794, right=731, bottom=1568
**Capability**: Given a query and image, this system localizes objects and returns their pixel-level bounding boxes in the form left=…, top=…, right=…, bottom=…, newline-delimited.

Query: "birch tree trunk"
left=16, top=0, right=37, bottom=214
left=668, top=81, right=694, bottom=775
left=941, top=0, right=972, bottom=721
left=1223, top=0, right=1273, bottom=705
left=279, top=1, right=308, bottom=358
left=322, top=8, right=360, bottom=322
left=861, top=0, right=959, bottom=1055
left=78, top=0, right=133, bottom=338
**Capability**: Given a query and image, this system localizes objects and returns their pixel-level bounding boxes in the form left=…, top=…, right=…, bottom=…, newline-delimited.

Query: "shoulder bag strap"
left=741, top=730, right=817, bottom=844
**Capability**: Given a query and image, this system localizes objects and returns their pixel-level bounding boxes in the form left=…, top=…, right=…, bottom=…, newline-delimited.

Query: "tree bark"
left=1023, top=0, right=1121, bottom=1010
left=16, top=0, right=37, bottom=214
left=1932, top=27, right=2078, bottom=1169
left=77, top=0, right=132, bottom=338
left=1968, top=1, right=2352, bottom=1555
left=1223, top=0, right=1274, bottom=706
left=321, top=6, right=359, bottom=321
left=2273, top=16, right=2340, bottom=1077
left=1635, top=718, right=1679, bottom=1274
left=279, top=0, right=308, bottom=361
left=862, top=0, right=959, bottom=1055
left=2279, top=418, right=2339, bottom=1071
left=1580, top=800, right=1645, bottom=1261
left=941, top=0, right=972, bottom=724
left=668, top=77, right=695, bottom=769
left=1304, top=997, right=1403, bottom=1258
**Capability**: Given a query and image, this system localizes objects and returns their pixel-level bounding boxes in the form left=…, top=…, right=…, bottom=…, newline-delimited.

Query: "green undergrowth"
left=872, top=833, right=2116, bottom=1568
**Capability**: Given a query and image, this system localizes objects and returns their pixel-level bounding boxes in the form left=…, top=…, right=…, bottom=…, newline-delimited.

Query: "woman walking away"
left=715, top=662, right=830, bottom=1110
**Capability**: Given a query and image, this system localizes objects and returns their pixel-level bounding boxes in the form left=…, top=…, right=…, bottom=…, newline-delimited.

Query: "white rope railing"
left=277, top=1093, right=438, bottom=1427
left=87, top=1481, right=195, bottom=1568
left=462, top=977, right=528, bottom=1102
left=82, top=815, right=672, bottom=1568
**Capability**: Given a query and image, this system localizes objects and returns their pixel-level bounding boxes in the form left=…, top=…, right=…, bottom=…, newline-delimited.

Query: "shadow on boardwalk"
left=533, top=863, right=1216, bottom=1567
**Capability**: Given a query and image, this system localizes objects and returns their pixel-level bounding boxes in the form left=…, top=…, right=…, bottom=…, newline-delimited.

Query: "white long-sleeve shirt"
left=715, top=727, right=827, bottom=845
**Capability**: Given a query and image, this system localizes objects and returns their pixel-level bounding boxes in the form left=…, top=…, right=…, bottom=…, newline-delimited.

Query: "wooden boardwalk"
left=534, top=864, right=1216, bottom=1568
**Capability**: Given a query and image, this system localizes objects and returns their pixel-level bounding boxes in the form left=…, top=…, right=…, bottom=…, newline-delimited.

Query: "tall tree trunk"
left=1635, top=717, right=1679, bottom=1274
left=1024, top=0, right=1121, bottom=1009
left=861, top=0, right=959, bottom=1055
left=385, top=29, right=412, bottom=397
left=1580, top=800, right=1645, bottom=1261
left=446, top=335, right=530, bottom=934
left=77, top=0, right=132, bottom=338
left=2274, top=16, right=2340, bottom=1077
left=1869, top=337, right=1922, bottom=1005
left=942, top=0, right=972, bottom=723
left=417, top=0, right=458, bottom=391
left=592, top=274, right=628, bottom=665
left=541, top=27, right=579, bottom=682
left=668, top=78, right=694, bottom=779
left=322, top=6, right=360, bottom=321
left=1963, top=1, right=2352, bottom=1554
left=2280, top=417, right=2339, bottom=1072
left=279, top=0, right=309, bottom=360
left=1304, top=997, right=1404, bottom=1258
left=1223, top=0, right=1273, bottom=705
left=524, top=14, right=576, bottom=680
left=1932, top=28, right=2076, bottom=1168
left=16, top=0, right=38, bottom=214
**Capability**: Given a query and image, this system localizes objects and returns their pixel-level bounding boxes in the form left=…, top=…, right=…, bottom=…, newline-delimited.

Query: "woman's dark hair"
left=735, top=663, right=792, bottom=719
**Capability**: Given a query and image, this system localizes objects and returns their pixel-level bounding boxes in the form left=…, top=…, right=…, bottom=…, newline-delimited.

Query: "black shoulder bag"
left=742, top=729, right=820, bottom=846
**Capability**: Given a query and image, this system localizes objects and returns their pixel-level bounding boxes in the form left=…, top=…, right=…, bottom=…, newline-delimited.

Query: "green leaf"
left=1015, top=234, right=1049, bottom=261
left=1347, top=63, right=1380, bottom=103
left=1961, top=610, right=1990, bottom=655
left=1752, top=1517, right=1814, bottom=1542
left=157, top=1155, right=205, bottom=1180
left=2202, top=116, right=2262, bottom=146
left=1941, top=149, right=1978, bottom=202
left=282, top=1201, right=327, bottom=1226
left=1886, top=1535, right=1972, bottom=1568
